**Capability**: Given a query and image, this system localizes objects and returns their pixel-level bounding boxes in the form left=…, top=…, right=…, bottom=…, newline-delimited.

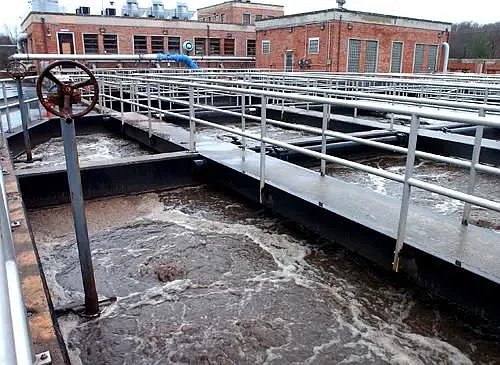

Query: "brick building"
left=20, top=2, right=271, bottom=69
left=255, top=8, right=451, bottom=73
left=198, top=0, right=283, bottom=25
left=448, top=59, right=500, bottom=74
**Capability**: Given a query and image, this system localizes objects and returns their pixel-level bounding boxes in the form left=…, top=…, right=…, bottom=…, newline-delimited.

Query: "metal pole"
left=60, top=117, right=99, bottom=316
left=260, top=95, right=267, bottom=204
left=393, top=114, right=420, bottom=272
left=462, top=108, right=485, bottom=225
left=320, top=102, right=330, bottom=176
left=189, top=86, right=196, bottom=152
left=147, top=82, right=152, bottom=138
left=241, top=88, right=246, bottom=162
left=2, top=82, right=12, bottom=132
left=119, top=79, right=124, bottom=124
left=16, top=79, right=32, bottom=162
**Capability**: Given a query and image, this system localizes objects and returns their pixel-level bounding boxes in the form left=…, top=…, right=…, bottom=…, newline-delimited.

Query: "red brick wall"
left=448, top=59, right=500, bottom=74
left=257, top=20, right=448, bottom=73
left=198, top=4, right=283, bottom=25
left=26, top=21, right=255, bottom=57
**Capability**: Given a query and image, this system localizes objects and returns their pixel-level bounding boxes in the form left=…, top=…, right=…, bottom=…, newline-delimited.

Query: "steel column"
left=1, top=82, right=12, bottom=132
left=320, top=102, right=331, bottom=176
left=60, top=118, right=99, bottom=316
left=189, top=86, right=196, bottom=152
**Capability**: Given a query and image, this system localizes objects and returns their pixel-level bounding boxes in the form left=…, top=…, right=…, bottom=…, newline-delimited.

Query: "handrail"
left=0, top=157, right=33, bottom=365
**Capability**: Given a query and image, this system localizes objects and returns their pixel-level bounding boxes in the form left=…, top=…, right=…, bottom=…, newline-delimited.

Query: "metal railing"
left=92, top=71, right=500, bottom=271
left=0, top=152, right=33, bottom=365
left=0, top=77, right=44, bottom=134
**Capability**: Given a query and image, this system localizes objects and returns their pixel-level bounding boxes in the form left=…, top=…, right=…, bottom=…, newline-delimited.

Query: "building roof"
left=256, top=8, right=452, bottom=31
left=21, top=11, right=256, bottom=32
left=197, top=1, right=284, bottom=12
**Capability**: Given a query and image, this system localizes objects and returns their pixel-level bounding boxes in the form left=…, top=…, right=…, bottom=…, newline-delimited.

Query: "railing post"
left=16, top=79, right=32, bottom=162
left=2, top=82, right=12, bottom=132
left=392, top=113, right=420, bottom=272
left=147, top=81, right=152, bottom=139
left=119, top=78, right=124, bottom=124
left=98, top=80, right=104, bottom=114
left=462, top=108, right=485, bottom=225
left=189, top=86, right=196, bottom=152
left=320, top=102, right=331, bottom=176
left=241, top=87, right=246, bottom=162
left=157, top=83, right=162, bottom=122
left=260, top=95, right=267, bottom=204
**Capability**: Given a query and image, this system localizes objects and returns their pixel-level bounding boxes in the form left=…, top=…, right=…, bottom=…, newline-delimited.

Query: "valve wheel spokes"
left=36, top=60, right=99, bottom=119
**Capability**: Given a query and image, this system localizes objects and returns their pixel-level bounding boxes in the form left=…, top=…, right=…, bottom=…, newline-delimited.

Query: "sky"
left=1, top=0, right=499, bottom=32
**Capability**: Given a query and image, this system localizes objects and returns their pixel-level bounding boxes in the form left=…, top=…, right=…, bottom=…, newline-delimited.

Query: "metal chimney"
left=336, top=0, right=346, bottom=9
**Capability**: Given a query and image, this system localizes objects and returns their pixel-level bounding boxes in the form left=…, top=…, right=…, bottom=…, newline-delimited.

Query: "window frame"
left=390, top=41, right=404, bottom=73
left=102, top=33, right=119, bottom=54
left=308, top=37, right=320, bottom=54
left=262, top=40, right=270, bottom=55
left=82, top=33, right=99, bottom=54
left=133, top=35, right=148, bottom=54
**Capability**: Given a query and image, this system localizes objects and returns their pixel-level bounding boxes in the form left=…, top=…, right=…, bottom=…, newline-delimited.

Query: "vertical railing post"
left=189, top=86, right=196, bottom=152
left=16, top=79, right=32, bottom=162
left=147, top=81, right=152, bottom=139
left=260, top=95, right=267, bottom=204
left=157, top=83, right=162, bottom=122
left=320, top=102, right=331, bottom=176
left=119, top=78, right=124, bottom=124
left=241, top=87, right=246, bottom=162
left=98, top=79, right=104, bottom=114
left=392, top=113, right=420, bottom=272
left=462, top=108, right=485, bottom=225
left=2, top=82, right=12, bottom=132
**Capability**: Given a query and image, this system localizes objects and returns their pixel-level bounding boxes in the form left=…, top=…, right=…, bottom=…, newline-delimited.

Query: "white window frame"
left=82, top=33, right=99, bottom=54
left=390, top=40, right=404, bottom=73
left=102, top=33, right=119, bottom=54
left=243, top=13, right=251, bottom=25
left=308, top=37, right=320, bottom=54
left=346, top=38, right=361, bottom=73
left=427, top=44, right=439, bottom=73
left=284, top=50, right=294, bottom=72
left=364, top=39, right=379, bottom=73
left=262, top=40, right=270, bottom=55
left=56, top=31, right=76, bottom=54
left=412, top=43, right=425, bottom=73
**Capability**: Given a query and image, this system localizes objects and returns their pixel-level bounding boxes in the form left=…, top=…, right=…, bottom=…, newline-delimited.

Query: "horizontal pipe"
left=9, top=54, right=255, bottom=61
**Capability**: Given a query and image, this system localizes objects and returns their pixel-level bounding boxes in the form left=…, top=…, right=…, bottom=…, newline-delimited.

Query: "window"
left=134, top=35, right=147, bottom=54
left=195, top=37, right=206, bottom=55
left=243, top=13, right=251, bottom=25
left=103, top=34, right=118, bottom=54
left=427, top=45, right=438, bottom=72
left=83, top=33, right=98, bottom=54
left=413, top=43, right=425, bottom=73
left=221, top=14, right=225, bottom=23
left=247, top=39, right=256, bottom=56
left=255, top=14, right=263, bottom=21
left=209, top=38, right=220, bottom=55
left=308, top=37, right=319, bottom=54
left=224, top=38, right=235, bottom=56
left=347, top=39, right=361, bottom=72
left=364, top=40, right=378, bottom=72
left=390, top=41, right=403, bottom=73
left=168, top=36, right=180, bottom=54
left=151, top=36, right=165, bottom=53
left=262, top=40, right=270, bottom=55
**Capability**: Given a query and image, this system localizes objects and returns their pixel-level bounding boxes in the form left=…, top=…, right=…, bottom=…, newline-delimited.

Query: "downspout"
left=41, top=17, right=48, bottom=53
left=441, top=41, right=449, bottom=73
left=336, top=14, right=342, bottom=72
left=326, top=21, right=332, bottom=72
left=206, top=25, right=210, bottom=56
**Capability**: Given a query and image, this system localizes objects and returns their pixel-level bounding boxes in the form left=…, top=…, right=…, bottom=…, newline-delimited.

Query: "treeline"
left=450, top=22, right=500, bottom=59
left=0, top=34, right=15, bottom=69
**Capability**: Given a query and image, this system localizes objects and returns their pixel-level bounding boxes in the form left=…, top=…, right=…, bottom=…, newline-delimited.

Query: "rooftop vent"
left=336, top=0, right=346, bottom=9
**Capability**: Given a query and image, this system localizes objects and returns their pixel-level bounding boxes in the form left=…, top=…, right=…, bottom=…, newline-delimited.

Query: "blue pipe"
left=156, top=53, right=199, bottom=69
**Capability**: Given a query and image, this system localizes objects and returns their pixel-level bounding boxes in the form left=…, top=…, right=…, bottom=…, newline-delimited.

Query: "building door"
left=284, top=51, right=293, bottom=72
left=57, top=32, right=75, bottom=54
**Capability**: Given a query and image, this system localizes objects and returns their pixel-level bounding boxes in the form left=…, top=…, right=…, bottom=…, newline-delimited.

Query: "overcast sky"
left=1, top=0, right=499, bottom=31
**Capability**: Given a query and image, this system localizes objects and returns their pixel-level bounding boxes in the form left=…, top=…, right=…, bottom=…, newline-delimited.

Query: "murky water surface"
left=29, top=186, right=500, bottom=365
left=321, top=154, right=500, bottom=230
left=14, top=132, right=153, bottom=169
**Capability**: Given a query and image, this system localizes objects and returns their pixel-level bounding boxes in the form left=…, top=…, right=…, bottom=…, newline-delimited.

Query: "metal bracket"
left=11, top=220, right=21, bottom=229
left=34, top=351, right=52, bottom=365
